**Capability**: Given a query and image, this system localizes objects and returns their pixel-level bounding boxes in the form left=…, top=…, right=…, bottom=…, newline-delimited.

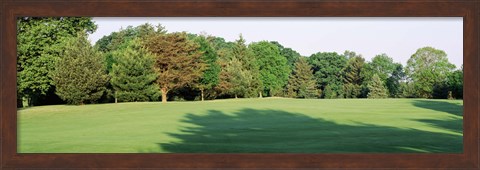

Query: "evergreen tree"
left=50, top=33, right=109, bottom=105
left=193, top=36, right=221, bottom=101
left=342, top=54, right=365, bottom=98
left=110, top=39, right=160, bottom=102
left=231, top=35, right=262, bottom=98
left=367, top=74, right=389, bottom=99
left=323, top=85, right=337, bottom=99
left=144, top=32, right=206, bottom=103
left=286, top=57, right=318, bottom=98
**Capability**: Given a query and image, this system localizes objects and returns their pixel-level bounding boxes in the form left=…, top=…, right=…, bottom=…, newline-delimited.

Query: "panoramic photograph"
left=17, top=17, right=463, bottom=153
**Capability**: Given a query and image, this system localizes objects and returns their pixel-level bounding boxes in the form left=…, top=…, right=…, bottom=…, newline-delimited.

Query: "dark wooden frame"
left=1, top=0, right=479, bottom=169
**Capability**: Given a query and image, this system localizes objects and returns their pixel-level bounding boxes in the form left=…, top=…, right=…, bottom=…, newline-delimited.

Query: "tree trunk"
left=161, top=88, right=168, bottom=103
left=259, top=91, right=263, bottom=98
left=235, top=94, right=238, bottom=99
left=114, top=91, right=118, bottom=103
left=201, top=89, right=204, bottom=101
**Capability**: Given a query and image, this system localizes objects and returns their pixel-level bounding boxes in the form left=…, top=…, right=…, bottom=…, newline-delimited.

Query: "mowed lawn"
left=18, top=98, right=463, bottom=153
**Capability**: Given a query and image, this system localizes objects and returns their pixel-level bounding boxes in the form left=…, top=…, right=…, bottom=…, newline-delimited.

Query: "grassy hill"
left=18, top=98, right=463, bottom=153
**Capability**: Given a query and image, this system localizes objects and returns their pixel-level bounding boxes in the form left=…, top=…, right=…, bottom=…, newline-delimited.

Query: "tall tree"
left=193, top=35, right=221, bottom=101
left=406, top=47, right=455, bottom=98
left=50, top=33, right=109, bottom=105
left=385, top=63, right=405, bottom=97
left=308, top=52, right=348, bottom=98
left=110, top=39, right=160, bottom=102
left=286, top=57, right=318, bottom=98
left=231, top=35, right=262, bottom=98
left=17, top=17, right=97, bottom=106
left=144, top=32, right=206, bottom=103
left=342, top=54, right=365, bottom=98
left=250, top=41, right=290, bottom=97
left=367, top=74, right=389, bottom=99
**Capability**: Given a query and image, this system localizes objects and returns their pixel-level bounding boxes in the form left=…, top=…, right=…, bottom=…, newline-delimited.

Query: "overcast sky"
left=88, top=17, right=463, bottom=68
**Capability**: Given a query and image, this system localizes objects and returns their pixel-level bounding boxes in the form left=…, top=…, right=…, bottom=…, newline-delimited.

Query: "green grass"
left=18, top=98, right=463, bottom=153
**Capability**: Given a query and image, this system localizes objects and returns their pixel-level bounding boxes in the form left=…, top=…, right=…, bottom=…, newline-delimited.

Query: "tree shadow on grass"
left=143, top=108, right=462, bottom=153
left=411, top=100, right=463, bottom=135
left=412, top=100, right=463, bottom=116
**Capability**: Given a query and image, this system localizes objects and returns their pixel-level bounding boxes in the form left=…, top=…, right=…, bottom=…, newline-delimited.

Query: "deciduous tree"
left=144, top=32, right=206, bottom=103
left=406, top=47, right=455, bottom=98
left=250, top=41, right=290, bottom=97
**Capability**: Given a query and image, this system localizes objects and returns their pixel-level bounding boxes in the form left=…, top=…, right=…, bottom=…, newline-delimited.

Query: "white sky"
left=89, top=17, right=463, bottom=68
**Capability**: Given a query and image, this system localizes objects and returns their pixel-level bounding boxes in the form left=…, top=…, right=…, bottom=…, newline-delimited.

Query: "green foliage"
left=406, top=47, right=456, bottom=98
left=227, top=35, right=262, bottom=98
left=323, top=85, right=337, bottom=99
left=308, top=52, right=347, bottom=98
left=367, top=74, right=389, bottom=99
left=446, top=68, right=463, bottom=99
left=193, top=36, right=221, bottom=101
left=343, top=83, right=361, bottom=98
left=386, top=63, right=405, bottom=97
left=50, top=33, right=109, bottom=105
left=144, top=32, right=206, bottom=103
left=342, top=54, right=365, bottom=98
left=286, top=57, right=319, bottom=98
left=370, top=54, right=397, bottom=82
left=270, top=41, right=302, bottom=68
left=110, top=39, right=160, bottom=102
left=250, top=41, right=290, bottom=96
left=17, top=17, right=97, bottom=106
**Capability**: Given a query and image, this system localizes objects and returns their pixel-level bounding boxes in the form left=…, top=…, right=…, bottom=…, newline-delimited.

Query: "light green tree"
left=406, top=47, right=455, bottom=98
left=367, top=74, right=389, bottom=99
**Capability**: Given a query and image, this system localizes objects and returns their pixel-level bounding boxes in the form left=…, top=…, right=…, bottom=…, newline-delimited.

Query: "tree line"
left=16, top=17, right=463, bottom=106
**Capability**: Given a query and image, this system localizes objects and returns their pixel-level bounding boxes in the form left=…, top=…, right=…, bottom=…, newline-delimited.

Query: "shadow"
left=412, top=99, right=463, bottom=116
left=412, top=99, right=463, bottom=135
left=143, top=108, right=462, bottom=153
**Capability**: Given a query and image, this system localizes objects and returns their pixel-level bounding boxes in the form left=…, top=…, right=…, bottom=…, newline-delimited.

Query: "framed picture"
left=1, top=0, right=479, bottom=169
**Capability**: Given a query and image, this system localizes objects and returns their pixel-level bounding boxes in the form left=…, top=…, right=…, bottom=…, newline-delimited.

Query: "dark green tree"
left=17, top=17, right=97, bottom=106
left=193, top=35, right=221, bottom=101
left=342, top=54, right=365, bottom=98
left=250, top=41, right=290, bottom=97
left=270, top=41, right=302, bottom=68
left=406, top=47, right=455, bottom=98
left=50, top=33, right=109, bottom=105
left=308, top=52, right=347, bottom=98
left=367, top=74, right=389, bottom=99
left=447, top=67, right=463, bottom=99
left=286, top=57, right=318, bottom=98
left=110, top=39, right=160, bottom=102
left=385, top=63, right=405, bottom=97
